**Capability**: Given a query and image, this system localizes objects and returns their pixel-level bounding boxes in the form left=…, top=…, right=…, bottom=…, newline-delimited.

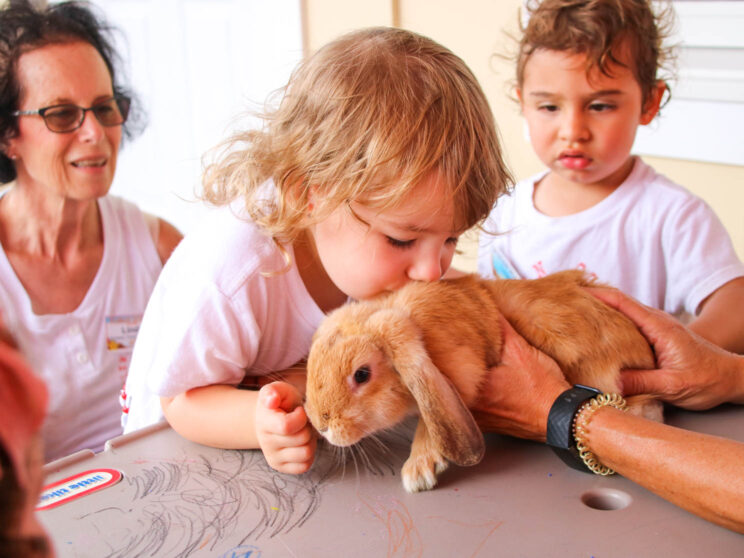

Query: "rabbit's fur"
left=305, top=270, right=659, bottom=492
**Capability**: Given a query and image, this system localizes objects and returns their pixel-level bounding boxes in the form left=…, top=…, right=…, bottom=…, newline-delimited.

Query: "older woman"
left=0, top=1, right=181, bottom=462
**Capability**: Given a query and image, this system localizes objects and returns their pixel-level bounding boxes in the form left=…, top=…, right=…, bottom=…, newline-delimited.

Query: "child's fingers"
left=271, top=456, right=315, bottom=475
left=258, top=383, right=280, bottom=410
left=259, top=405, right=311, bottom=437
left=274, top=438, right=317, bottom=466
left=262, top=429, right=314, bottom=455
left=283, top=405, right=310, bottom=434
left=259, top=381, right=303, bottom=413
left=262, top=431, right=317, bottom=474
left=278, top=418, right=315, bottom=447
left=273, top=405, right=310, bottom=436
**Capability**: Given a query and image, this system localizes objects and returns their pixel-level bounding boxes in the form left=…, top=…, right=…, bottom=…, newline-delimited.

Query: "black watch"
left=546, top=384, right=601, bottom=472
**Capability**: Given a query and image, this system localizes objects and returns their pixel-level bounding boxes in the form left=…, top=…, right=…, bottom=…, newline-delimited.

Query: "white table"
left=39, top=405, right=744, bottom=557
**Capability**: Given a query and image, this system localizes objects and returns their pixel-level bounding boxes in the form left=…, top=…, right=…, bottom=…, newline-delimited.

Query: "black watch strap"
left=546, top=385, right=601, bottom=472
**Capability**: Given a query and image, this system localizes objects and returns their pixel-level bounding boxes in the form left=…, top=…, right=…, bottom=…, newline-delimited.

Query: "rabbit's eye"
left=353, top=366, right=371, bottom=385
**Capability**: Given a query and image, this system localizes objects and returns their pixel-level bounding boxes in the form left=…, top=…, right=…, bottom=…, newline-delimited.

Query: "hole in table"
left=581, top=488, right=632, bottom=511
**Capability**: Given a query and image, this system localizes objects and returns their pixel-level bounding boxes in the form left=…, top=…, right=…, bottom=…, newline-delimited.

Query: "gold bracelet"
left=572, top=393, right=627, bottom=476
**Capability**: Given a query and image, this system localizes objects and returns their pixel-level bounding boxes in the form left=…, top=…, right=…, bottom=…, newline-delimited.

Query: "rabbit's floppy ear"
left=367, top=308, right=485, bottom=466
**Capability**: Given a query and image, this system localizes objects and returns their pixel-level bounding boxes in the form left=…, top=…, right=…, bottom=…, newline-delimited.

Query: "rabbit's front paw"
left=401, top=453, right=449, bottom=493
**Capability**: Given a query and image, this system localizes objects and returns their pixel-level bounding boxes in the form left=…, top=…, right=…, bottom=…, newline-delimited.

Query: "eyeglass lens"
left=43, top=97, right=130, bottom=132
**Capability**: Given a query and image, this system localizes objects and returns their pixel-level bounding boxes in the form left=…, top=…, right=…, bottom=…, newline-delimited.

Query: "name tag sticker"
left=105, top=314, right=142, bottom=351
left=37, top=468, right=123, bottom=511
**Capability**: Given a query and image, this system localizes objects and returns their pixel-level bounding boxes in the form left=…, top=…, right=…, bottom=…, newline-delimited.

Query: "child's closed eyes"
left=385, top=235, right=459, bottom=250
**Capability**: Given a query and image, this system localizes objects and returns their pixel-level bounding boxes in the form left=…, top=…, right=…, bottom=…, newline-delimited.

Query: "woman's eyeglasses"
left=12, top=95, right=130, bottom=133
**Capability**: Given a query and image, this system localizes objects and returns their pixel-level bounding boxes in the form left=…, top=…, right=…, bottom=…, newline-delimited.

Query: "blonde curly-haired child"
left=122, top=27, right=512, bottom=473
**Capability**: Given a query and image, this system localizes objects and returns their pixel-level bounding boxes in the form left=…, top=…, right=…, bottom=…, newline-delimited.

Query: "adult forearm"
left=586, top=407, right=744, bottom=534
left=161, top=385, right=261, bottom=449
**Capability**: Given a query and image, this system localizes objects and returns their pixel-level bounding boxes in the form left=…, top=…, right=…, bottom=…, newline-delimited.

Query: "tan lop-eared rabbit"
left=305, top=270, right=660, bottom=493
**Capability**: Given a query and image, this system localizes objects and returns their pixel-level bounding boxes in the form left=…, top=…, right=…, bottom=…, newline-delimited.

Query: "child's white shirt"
left=478, top=157, right=744, bottom=316
left=122, top=196, right=325, bottom=433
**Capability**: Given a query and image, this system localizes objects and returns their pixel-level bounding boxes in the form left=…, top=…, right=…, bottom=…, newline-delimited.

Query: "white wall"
left=90, top=0, right=303, bottom=233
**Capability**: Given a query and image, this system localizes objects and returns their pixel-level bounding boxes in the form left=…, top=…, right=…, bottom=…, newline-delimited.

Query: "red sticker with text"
left=37, top=468, right=123, bottom=511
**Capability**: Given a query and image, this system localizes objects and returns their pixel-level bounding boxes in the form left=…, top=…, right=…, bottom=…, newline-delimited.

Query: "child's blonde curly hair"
left=202, top=27, right=512, bottom=242
left=516, top=0, right=676, bottom=110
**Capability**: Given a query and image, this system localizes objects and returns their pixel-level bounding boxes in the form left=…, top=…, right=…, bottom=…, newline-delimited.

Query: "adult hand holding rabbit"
left=472, top=314, right=569, bottom=442
left=475, top=286, right=744, bottom=534
left=589, top=287, right=744, bottom=410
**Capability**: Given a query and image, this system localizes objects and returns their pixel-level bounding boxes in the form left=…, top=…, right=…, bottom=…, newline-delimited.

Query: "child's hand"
left=255, top=381, right=317, bottom=474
